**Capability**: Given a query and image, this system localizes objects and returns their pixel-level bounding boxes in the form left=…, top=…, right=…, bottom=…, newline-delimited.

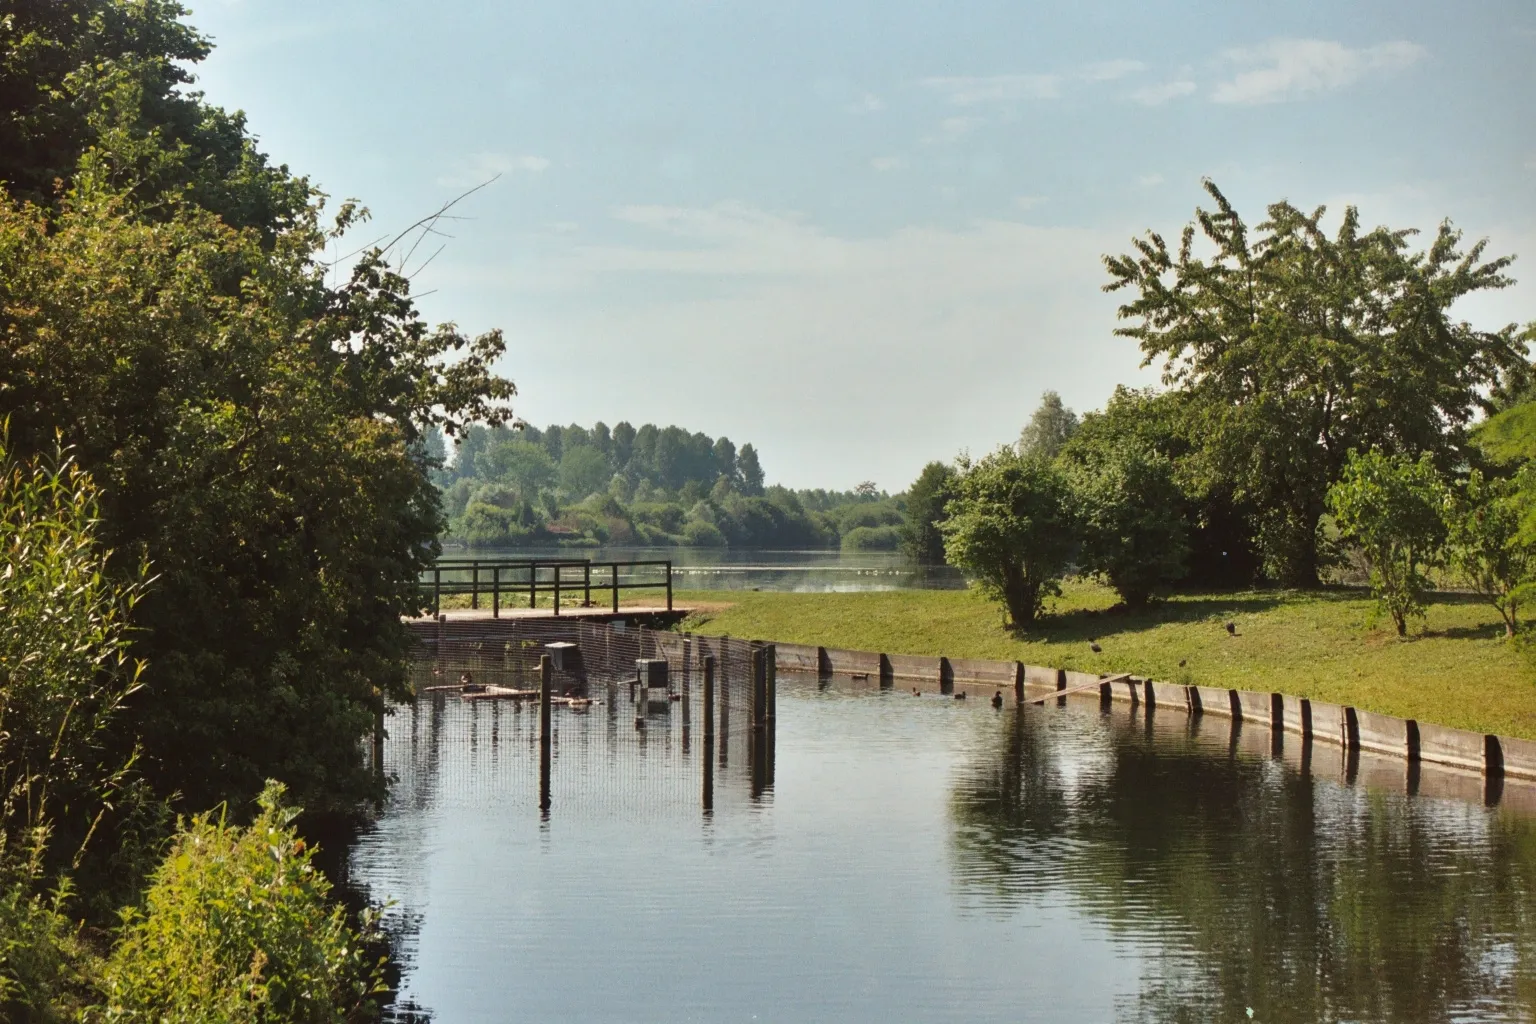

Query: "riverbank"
left=675, top=583, right=1536, bottom=740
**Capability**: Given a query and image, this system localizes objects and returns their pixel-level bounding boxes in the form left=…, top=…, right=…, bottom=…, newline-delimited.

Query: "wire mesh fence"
left=388, top=618, right=775, bottom=815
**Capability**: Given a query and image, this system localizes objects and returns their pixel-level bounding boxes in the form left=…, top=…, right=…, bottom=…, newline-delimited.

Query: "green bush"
left=840, top=525, right=902, bottom=552
left=682, top=520, right=727, bottom=547
left=1065, top=443, right=1188, bottom=607
left=100, top=782, right=383, bottom=1024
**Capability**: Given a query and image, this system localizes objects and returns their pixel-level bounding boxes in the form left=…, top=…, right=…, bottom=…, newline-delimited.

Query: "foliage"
left=900, top=461, right=956, bottom=564
left=1018, top=390, right=1079, bottom=460
left=1063, top=386, right=1260, bottom=586
left=100, top=781, right=384, bottom=1023
left=0, top=143, right=512, bottom=815
left=1326, top=450, right=1449, bottom=636
left=941, top=448, right=1076, bottom=628
left=840, top=525, right=902, bottom=552
left=1063, top=442, right=1188, bottom=607
left=559, top=445, right=611, bottom=500
left=1446, top=471, right=1536, bottom=637
left=1106, top=179, right=1527, bottom=586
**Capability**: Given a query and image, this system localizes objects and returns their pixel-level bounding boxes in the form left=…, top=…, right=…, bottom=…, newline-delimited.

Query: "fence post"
left=666, top=560, right=673, bottom=611
left=471, top=562, right=479, bottom=611
left=554, top=566, right=561, bottom=616
left=492, top=565, right=500, bottom=619
left=584, top=563, right=592, bottom=608
left=539, top=655, right=552, bottom=812
left=528, top=560, right=538, bottom=609
left=702, top=655, right=715, bottom=812
left=611, top=562, right=620, bottom=614
left=751, top=647, right=766, bottom=731
left=433, top=567, right=441, bottom=617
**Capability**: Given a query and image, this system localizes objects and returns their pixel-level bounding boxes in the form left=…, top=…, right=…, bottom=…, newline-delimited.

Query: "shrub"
left=682, top=520, right=727, bottom=548
left=1447, top=470, right=1536, bottom=637
left=100, top=782, right=383, bottom=1024
left=941, top=448, right=1075, bottom=628
left=1326, top=450, right=1448, bottom=636
left=1065, top=443, right=1188, bottom=607
left=840, top=525, right=902, bottom=552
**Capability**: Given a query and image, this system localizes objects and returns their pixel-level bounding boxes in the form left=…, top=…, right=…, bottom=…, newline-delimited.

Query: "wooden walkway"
left=407, top=605, right=691, bottom=626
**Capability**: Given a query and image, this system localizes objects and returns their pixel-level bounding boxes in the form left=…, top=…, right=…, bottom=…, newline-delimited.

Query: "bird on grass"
left=954, top=691, right=967, bottom=700
left=991, top=691, right=1004, bottom=709
left=912, top=687, right=921, bottom=696
left=1225, top=621, right=1237, bottom=636
left=1178, top=659, right=1187, bottom=668
left=1089, top=639, right=1103, bottom=654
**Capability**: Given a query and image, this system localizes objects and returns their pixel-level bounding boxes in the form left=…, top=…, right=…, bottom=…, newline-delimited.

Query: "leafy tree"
left=480, top=439, right=556, bottom=499
left=1446, top=470, right=1536, bottom=637
left=1018, top=390, right=1079, bottom=459
left=1105, top=180, right=1526, bottom=586
left=941, top=448, right=1076, bottom=628
left=102, top=781, right=385, bottom=1023
left=1326, top=450, right=1449, bottom=636
left=900, top=461, right=957, bottom=564
left=559, top=445, right=611, bottom=499
left=1063, top=385, right=1260, bottom=586
left=737, top=443, right=765, bottom=496
left=841, top=525, right=902, bottom=552
left=1065, top=443, right=1188, bottom=607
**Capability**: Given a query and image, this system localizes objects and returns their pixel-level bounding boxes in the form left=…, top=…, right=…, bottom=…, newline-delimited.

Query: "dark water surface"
left=348, top=674, right=1536, bottom=1023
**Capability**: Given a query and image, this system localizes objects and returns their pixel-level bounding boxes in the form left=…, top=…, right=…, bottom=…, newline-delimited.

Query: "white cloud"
left=1212, top=38, right=1426, bottom=105
left=847, top=92, right=885, bottom=114
left=921, top=74, right=1061, bottom=105
left=1137, top=173, right=1166, bottom=188
left=1130, top=79, right=1197, bottom=105
left=870, top=156, right=905, bottom=172
left=1080, top=59, right=1147, bottom=82
left=436, top=152, right=550, bottom=187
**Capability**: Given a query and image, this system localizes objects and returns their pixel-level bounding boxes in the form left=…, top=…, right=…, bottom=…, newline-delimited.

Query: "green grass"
left=675, top=582, right=1536, bottom=740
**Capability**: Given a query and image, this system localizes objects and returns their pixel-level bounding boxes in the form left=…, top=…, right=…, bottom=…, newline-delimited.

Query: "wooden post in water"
left=681, top=635, right=692, bottom=732
left=372, top=689, right=385, bottom=778
left=702, top=655, right=715, bottom=811
left=539, top=655, right=552, bottom=812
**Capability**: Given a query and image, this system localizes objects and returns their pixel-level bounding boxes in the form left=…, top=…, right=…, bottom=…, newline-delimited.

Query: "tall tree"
left=1018, top=390, right=1079, bottom=459
left=738, top=443, right=765, bottom=496
left=900, top=461, right=956, bottom=564
left=1104, top=180, right=1526, bottom=586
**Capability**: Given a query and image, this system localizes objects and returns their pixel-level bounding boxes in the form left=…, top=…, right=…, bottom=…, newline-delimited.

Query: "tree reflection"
left=950, top=707, right=1536, bottom=1023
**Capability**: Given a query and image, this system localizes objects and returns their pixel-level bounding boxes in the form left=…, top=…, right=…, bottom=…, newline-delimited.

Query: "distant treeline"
left=434, top=421, right=906, bottom=550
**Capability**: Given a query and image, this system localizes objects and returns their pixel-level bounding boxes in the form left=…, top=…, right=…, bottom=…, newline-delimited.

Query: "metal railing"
left=423, top=557, right=673, bottom=617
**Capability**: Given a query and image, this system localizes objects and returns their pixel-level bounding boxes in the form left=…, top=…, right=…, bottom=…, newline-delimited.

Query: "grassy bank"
left=675, top=583, right=1536, bottom=740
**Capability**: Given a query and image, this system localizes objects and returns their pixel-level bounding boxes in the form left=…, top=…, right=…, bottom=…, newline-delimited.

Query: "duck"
left=1089, top=640, right=1103, bottom=654
left=912, top=687, right=921, bottom=697
left=991, top=691, right=1004, bottom=709
left=954, top=691, right=967, bottom=701
left=459, top=671, right=486, bottom=694
left=1225, top=621, right=1237, bottom=636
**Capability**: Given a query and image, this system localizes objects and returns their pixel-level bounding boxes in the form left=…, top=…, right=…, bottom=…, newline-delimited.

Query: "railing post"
left=554, top=565, right=561, bottom=616
left=611, top=562, right=619, bottom=614
left=471, top=562, right=479, bottom=611
left=666, top=560, right=673, bottom=611
left=539, top=655, right=552, bottom=813
left=584, top=563, right=591, bottom=608
left=433, top=567, right=441, bottom=617
left=492, top=565, right=500, bottom=619
left=528, top=560, right=537, bottom=609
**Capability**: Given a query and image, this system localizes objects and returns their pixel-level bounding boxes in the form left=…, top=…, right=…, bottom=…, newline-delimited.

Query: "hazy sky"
left=187, top=0, right=1535, bottom=490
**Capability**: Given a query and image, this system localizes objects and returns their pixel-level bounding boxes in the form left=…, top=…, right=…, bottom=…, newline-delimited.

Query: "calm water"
left=439, top=545, right=968, bottom=592
left=348, top=674, right=1536, bottom=1023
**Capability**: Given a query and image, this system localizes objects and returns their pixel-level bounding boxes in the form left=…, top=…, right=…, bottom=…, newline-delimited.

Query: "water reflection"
left=951, top=706, right=1536, bottom=1023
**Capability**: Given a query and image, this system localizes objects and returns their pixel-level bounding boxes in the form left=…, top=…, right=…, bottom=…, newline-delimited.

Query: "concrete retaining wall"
left=882, top=652, right=942, bottom=683
left=1234, top=690, right=1278, bottom=728
left=1354, top=709, right=1418, bottom=759
left=1193, top=686, right=1238, bottom=718
left=821, top=646, right=882, bottom=677
left=948, top=657, right=1018, bottom=687
left=1498, top=736, right=1536, bottom=781
left=774, top=642, right=822, bottom=674
left=750, top=633, right=1533, bottom=786
left=1024, top=665, right=1064, bottom=689
left=1417, top=722, right=1487, bottom=773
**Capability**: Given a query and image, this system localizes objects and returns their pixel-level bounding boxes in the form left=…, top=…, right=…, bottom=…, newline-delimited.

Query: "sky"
left=185, top=0, right=1536, bottom=491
